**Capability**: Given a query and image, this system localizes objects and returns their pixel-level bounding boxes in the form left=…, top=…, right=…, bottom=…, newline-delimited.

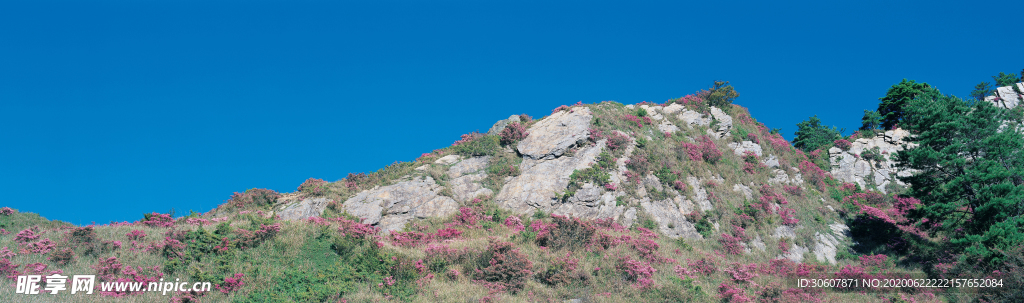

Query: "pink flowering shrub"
left=0, top=247, right=15, bottom=259
left=725, top=263, right=760, bottom=282
left=27, top=238, right=57, bottom=254
left=604, top=183, right=618, bottom=191
left=185, top=218, right=210, bottom=226
left=0, top=258, right=18, bottom=278
left=48, top=247, right=75, bottom=265
left=0, top=207, right=14, bottom=216
left=779, top=207, right=799, bottom=225
left=718, top=283, right=753, bottom=303
left=551, top=105, right=570, bottom=114
left=622, top=114, right=652, bottom=128
left=537, top=253, right=588, bottom=286
left=681, top=136, right=723, bottom=163
left=235, top=223, right=282, bottom=249
left=798, top=160, right=830, bottom=190
left=834, top=139, right=852, bottom=150
left=297, top=178, right=329, bottom=196
left=216, top=273, right=245, bottom=294
left=126, top=229, right=147, bottom=240
left=783, top=185, right=803, bottom=196
left=424, top=244, right=471, bottom=272
left=14, top=228, right=39, bottom=244
left=766, top=133, right=791, bottom=151
left=617, top=257, right=657, bottom=289
left=450, top=207, right=482, bottom=228
left=141, top=212, right=175, bottom=228
left=535, top=215, right=598, bottom=251
left=451, top=132, right=483, bottom=146
left=499, top=122, right=529, bottom=145
left=605, top=131, right=632, bottom=151
left=473, top=240, right=534, bottom=294
left=389, top=228, right=463, bottom=247
left=859, top=254, right=889, bottom=268
left=673, top=180, right=686, bottom=191
left=503, top=216, right=525, bottom=232
left=746, top=133, right=759, bottom=143
left=228, top=188, right=280, bottom=208
left=720, top=231, right=745, bottom=255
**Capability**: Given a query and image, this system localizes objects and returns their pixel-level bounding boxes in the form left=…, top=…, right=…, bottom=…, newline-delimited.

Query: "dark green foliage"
left=706, top=80, right=739, bottom=112
left=992, top=72, right=1021, bottom=87
left=793, top=115, right=842, bottom=152
left=859, top=110, right=882, bottom=132
left=897, top=93, right=1024, bottom=264
left=877, top=79, right=940, bottom=130
left=971, top=81, right=994, bottom=101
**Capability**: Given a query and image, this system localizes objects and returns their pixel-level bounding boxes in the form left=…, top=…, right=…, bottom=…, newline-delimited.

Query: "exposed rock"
left=621, top=207, right=637, bottom=228
left=497, top=139, right=609, bottom=216
left=749, top=236, right=766, bottom=252
left=706, top=107, right=733, bottom=139
left=686, top=176, right=714, bottom=211
left=677, top=109, right=711, bottom=128
left=644, top=174, right=664, bottom=192
left=813, top=232, right=840, bottom=265
left=341, top=176, right=458, bottom=232
left=435, top=155, right=462, bottom=165
left=640, top=198, right=702, bottom=239
left=762, top=154, right=779, bottom=168
left=728, top=141, right=763, bottom=157
left=768, top=169, right=802, bottom=185
left=516, top=107, right=592, bottom=160
left=414, top=165, right=429, bottom=171
left=487, top=115, right=522, bottom=135
left=782, top=245, right=809, bottom=263
left=639, top=104, right=664, bottom=121
left=773, top=225, right=797, bottom=239
left=662, top=103, right=685, bottom=115
left=733, top=184, right=753, bottom=200
left=993, top=85, right=1021, bottom=109
left=448, top=156, right=490, bottom=178
left=657, top=119, right=680, bottom=134
left=278, top=197, right=331, bottom=221
left=567, top=183, right=603, bottom=207
left=829, top=128, right=913, bottom=192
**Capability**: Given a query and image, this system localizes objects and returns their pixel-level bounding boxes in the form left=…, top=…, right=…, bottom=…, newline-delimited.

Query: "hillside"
left=1, top=81, right=1020, bottom=303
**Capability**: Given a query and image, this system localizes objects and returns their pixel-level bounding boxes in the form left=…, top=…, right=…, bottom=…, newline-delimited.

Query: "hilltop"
left=1, top=80, right=1021, bottom=303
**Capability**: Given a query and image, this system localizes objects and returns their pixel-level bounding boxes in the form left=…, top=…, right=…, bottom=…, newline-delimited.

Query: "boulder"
left=278, top=197, right=331, bottom=221
left=677, top=109, right=711, bottom=128
left=496, top=139, right=605, bottom=214
left=341, top=176, right=458, bottom=232
left=727, top=141, right=762, bottom=157
left=516, top=107, right=592, bottom=160
left=706, top=107, right=733, bottom=139
left=487, top=115, right=522, bottom=135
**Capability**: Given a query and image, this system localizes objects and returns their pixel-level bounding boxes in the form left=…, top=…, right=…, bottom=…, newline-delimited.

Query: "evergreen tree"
left=896, top=93, right=1024, bottom=265
left=859, top=110, right=882, bottom=132
left=877, top=79, right=940, bottom=130
left=970, top=81, right=994, bottom=101
left=992, top=72, right=1021, bottom=87
left=793, top=115, right=842, bottom=152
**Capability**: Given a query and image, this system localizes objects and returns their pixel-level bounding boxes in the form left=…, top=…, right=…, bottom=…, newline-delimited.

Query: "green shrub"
left=448, top=135, right=500, bottom=157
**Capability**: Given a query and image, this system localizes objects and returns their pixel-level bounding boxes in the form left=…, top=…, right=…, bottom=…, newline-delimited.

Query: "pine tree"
left=793, top=115, right=842, bottom=152
left=859, top=110, right=882, bottom=132
left=970, top=81, right=993, bottom=101
left=877, top=79, right=940, bottom=130
left=992, top=72, right=1021, bottom=87
left=896, top=93, right=1024, bottom=264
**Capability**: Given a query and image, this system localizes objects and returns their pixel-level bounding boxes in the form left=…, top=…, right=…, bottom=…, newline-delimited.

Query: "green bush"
left=448, top=135, right=500, bottom=157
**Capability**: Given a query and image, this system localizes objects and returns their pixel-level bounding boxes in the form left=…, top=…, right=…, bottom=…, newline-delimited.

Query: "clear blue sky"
left=1, top=1, right=1021, bottom=225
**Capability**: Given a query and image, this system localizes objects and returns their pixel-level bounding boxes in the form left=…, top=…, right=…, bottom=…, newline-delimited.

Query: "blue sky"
left=1, top=1, right=1021, bottom=225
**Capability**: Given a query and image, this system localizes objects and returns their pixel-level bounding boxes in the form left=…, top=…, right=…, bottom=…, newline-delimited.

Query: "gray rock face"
left=762, top=154, right=780, bottom=168
left=686, top=176, right=714, bottom=211
left=487, top=115, right=522, bottom=135
left=497, top=139, right=605, bottom=214
left=677, top=109, right=711, bottom=128
left=992, top=85, right=1021, bottom=109
left=728, top=141, right=763, bottom=157
left=732, top=184, right=753, bottom=200
left=657, top=119, right=680, bottom=134
left=448, top=156, right=493, bottom=203
left=516, top=107, right=592, bottom=160
left=813, top=232, right=841, bottom=265
left=662, top=103, right=685, bottom=115
left=706, top=107, right=733, bottom=139
left=278, top=197, right=331, bottom=221
left=435, top=155, right=462, bottom=165
left=829, top=128, right=913, bottom=192
left=341, top=176, right=458, bottom=232
left=768, top=169, right=803, bottom=185
left=640, top=198, right=702, bottom=239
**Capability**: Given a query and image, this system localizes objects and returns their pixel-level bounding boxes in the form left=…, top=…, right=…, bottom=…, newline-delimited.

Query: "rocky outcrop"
left=447, top=156, right=494, bottom=203
left=516, top=107, right=592, bottom=160
left=686, top=176, right=714, bottom=211
left=278, top=197, right=331, bottom=221
left=732, top=184, right=753, bottom=200
left=727, top=141, right=762, bottom=157
left=677, top=109, right=711, bottom=128
left=986, top=83, right=1023, bottom=109
left=767, top=168, right=803, bottom=185
left=487, top=115, right=521, bottom=135
left=640, top=198, right=702, bottom=239
left=341, top=176, right=459, bottom=232
left=497, top=139, right=606, bottom=213
left=829, top=128, right=913, bottom=193
left=706, top=107, right=733, bottom=139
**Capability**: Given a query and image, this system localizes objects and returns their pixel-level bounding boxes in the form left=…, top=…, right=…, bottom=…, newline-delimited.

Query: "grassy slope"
left=0, top=100, right=946, bottom=303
